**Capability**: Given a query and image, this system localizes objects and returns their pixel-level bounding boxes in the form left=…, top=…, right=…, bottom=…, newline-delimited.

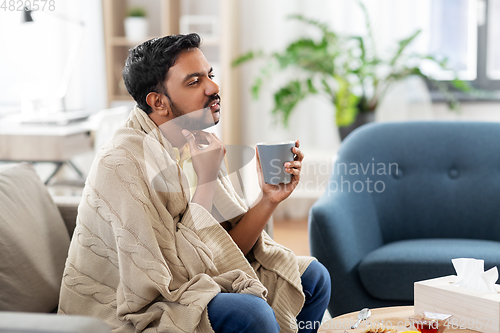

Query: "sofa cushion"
left=358, top=238, right=500, bottom=301
left=0, top=163, right=70, bottom=312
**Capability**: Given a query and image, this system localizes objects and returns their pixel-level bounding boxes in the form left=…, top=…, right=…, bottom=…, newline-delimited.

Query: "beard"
left=168, top=94, right=220, bottom=131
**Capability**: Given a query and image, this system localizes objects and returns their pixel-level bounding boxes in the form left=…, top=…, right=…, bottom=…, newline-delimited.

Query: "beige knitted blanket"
left=58, top=106, right=314, bottom=332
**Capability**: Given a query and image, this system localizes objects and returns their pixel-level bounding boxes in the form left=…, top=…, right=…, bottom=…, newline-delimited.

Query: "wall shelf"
left=102, top=0, right=180, bottom=105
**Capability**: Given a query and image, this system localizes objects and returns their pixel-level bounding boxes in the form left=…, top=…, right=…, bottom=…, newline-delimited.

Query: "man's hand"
left=182, top=130, right=225, bottom=184
left=182, top=129, right=225, bottom=211
left=256, top=139, right=304, bottom=205
left=228, top=139, right=304, bottom=255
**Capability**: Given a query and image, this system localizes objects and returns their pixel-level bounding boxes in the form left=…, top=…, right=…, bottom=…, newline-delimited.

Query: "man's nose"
left=205, top=78, right=219, bottom=96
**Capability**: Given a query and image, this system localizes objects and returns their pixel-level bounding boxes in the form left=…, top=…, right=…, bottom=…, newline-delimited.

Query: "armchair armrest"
left=52, top=195, right=81, bottom=237
left=0, top=312, right=111, bottom=333
left=309, top=189, right=384, bottom=316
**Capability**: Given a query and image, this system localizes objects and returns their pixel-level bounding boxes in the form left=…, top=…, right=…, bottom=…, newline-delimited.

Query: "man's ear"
left=146, top=92, right=169, bottom=116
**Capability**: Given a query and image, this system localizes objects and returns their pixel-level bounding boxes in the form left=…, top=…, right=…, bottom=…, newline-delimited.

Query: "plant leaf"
left=272, top=38, right=336, bottom=74
left=272, top=79, right=316, bottom=126
left=452, top=78, right=472, bottom=92
left=251, top=77, right=263, bottom=99
left=389, top=29, right=421, bottom=66
left=287, top=14, right=334, bottom=37
left=357, top=0, right=377, bottom=57
left=231, top=50, right=263, bottom=67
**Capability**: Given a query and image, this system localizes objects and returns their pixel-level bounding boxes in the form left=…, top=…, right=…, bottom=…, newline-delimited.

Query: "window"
left=422, top=0, right=500, bottom=90
left=0, top=1, right=85, bottom=112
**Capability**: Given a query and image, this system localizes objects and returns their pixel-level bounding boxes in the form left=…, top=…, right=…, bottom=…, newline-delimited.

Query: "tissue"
left=452, top=258, right=498, bottom=293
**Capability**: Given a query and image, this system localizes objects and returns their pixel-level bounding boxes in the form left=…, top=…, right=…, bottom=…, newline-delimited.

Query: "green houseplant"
left=127, top=7, right=147, bottom=18
left=233, top=2, right=468, bottom=140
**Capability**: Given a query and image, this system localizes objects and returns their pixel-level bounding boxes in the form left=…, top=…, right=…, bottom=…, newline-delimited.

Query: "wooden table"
left=319, top=306, right=477, bottom=333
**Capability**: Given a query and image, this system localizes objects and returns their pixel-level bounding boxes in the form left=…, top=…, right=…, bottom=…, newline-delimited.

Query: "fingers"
left=192, top=131, right=209, bottom=145
left=286, top=167, right=301, bottom=177
left=285, top=161, right=301, bottom=177
left=255, top=146, right=261, bottom=163
left=255, top=147, right=263, bottom=175
left=182, top=129, right=195, bottom=146
left=194, top=131, right=221, bottom=142
left=183, top=130, right=209, bottom=153
left=182, top=130, right=207, bottom=158
left=194, top=131, right=214, bottom=144
left=292, top=139, right=304, bottom=161
left=211, top=133, right=225, bottom=154
left=285, top=161, right=301, bottom=170
left=186, top=131, right=226, bottom=185
left=285, top=150, right=302, bottom=180
left=293, top=146, right=304, bottom=162
left=187, top=131, right=226, bottom=152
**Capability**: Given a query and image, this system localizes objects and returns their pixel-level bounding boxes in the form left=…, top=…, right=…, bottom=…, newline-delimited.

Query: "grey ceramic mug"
left=257, top=141, right=295, bottom=185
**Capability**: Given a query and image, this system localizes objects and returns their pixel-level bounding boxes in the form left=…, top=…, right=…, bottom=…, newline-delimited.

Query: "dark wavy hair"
left=122, top=33, right=201, bottom=114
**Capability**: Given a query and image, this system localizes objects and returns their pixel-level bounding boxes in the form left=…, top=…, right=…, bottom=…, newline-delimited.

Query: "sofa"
left=309, top=121, right=500, bottom=317
left=0, top=163, right=111, bottom=333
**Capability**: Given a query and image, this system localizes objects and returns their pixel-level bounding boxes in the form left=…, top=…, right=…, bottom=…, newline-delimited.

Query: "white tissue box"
left=414, top=275, right=500, bottom=333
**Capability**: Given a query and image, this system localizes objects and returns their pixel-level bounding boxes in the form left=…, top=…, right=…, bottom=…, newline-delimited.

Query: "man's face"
left=163, top=48, right=221, bottom=131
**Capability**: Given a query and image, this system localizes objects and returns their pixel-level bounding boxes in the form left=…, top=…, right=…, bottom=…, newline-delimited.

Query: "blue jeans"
left=207, top=260, right=331, bottom=333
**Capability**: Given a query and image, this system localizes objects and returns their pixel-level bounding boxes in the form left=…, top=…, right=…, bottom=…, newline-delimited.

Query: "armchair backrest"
left=332, top=121, right=500, bottom=243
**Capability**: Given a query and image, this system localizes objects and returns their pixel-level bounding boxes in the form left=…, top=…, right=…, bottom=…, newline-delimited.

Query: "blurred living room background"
left=0, top=0, right=499, bottom=255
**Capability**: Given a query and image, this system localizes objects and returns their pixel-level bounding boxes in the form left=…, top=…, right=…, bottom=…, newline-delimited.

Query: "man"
left=58, top=33, right=330, bottom=333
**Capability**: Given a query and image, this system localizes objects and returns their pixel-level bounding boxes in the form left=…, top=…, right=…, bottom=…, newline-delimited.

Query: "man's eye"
left=188, top=79, right=199, bottom=86
left=209, top=74, right=215, bottom=80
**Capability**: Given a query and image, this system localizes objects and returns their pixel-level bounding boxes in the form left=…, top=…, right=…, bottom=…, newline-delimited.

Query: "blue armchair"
left=309, top=121, right=500, bottom=317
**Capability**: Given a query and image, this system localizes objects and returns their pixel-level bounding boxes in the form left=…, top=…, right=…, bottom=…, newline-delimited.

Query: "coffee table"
left=318, top=306, right=477, bottom=333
